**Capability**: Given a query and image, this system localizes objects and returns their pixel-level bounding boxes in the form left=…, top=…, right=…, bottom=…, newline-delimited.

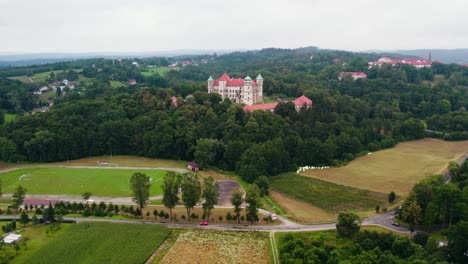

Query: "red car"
left=200, top=221, right=209, bottom=226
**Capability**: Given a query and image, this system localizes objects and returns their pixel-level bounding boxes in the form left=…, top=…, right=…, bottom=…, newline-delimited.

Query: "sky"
left=1, top=0, right=468, bottom=53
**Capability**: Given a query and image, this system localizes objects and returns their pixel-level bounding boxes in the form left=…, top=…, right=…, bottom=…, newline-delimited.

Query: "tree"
left=82, top=192, right=93, bottom=203
left=388, top=191, right=396, bottom=204
left=245, top=184, right=262, bottom=224
left=130, top=172, right=151, bottom=218
left=231, top=189, right=243, bottom=224
left=12, top=185, right=27, bottom=217
left=194, top=138, right=222, bottom=169
left=19, top=211, right=29, bottom=227
left=402, top=199, right=422, bottom=227
left=446, top=221, right=468, bottom=264
left=336, top=212, right=361, bottom=237
left=254, top=176, right=269, bottom=197
left=162, top=171, right=179, bottom=222
left=42, top=202, right=55, bottom=223
left=202, top=176, right=220, bottom=221
left=181, top=173, right=201, bottom=222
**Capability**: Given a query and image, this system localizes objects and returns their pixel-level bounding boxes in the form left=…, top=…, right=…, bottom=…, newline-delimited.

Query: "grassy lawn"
left=22, top=222, right=170, bottom=264
left=302, top=138, right=468, bottom=194
left=10, top=224, right=71, bottom=264
left=47, top=155, right=186, bottom=168
left=0, top=167, right=166, bottom=196
left=141, top=67, right=171, bottom=77
left=270, top=173, right=386, bottom=213
left=110, top=80, right=127, bottom=88
left=4, top=113, right=17, bottom=123
left=159, top=229, right=270, bottom=264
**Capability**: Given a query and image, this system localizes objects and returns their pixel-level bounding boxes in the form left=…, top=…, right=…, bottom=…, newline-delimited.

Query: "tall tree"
left=12, top=185, right=27, bottom=217
left=130, top=172, right=151, bottom=218
left=181, top=173, right=201, bottom=222
left=81, top=192, right=93, bottom=203
left=245, top=184, right=262, bottom=224
left=162, top=171, right=179, bottom=222
left=402, top=199, right=422, bottom=227
left=202, top=176, right=219, bottom=221
left=388, top=191, right=396, bottom=204
left=231, top=189, right=243, bottom=224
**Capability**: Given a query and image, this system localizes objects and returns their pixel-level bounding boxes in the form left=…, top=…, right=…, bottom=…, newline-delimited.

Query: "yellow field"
left=159, top=229, right=270, bottom=264
left=48, top=155, right=186, bottom=168
left=302, top=139, right=468, bottom=195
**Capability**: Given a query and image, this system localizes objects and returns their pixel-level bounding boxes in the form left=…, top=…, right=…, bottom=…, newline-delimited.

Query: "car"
left=392, top=222, right=400, bottom=226
left=200, top=221, right=209, bottom=226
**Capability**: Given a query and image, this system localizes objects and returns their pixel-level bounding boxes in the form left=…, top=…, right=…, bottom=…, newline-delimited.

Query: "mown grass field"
left=141, top=67, right=171, bottom=77
left=270, top=173, right=387, bottom=213
left=302, top=138, right=468, bottom=194
left=4, top=113, right=17, bottom=123
left=159, top=229, right=270, bottom=264
left=48, top=155, right=187, bottom=168
left=0, top=167, right=166, bottom=196
left=23, top=222, right=170, bottom=264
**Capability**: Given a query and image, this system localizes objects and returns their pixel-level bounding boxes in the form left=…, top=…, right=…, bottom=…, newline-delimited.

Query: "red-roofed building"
left=339, top=72, right=367, bottom=80
left=171, top=96, right=178, bottom=107
left=128, top=79, right=137, bottom=85
left=368, top=57, right=432, bottom=69
left=208, top=72, right=264, bottom=105
left=243, top=95, right=313, bottom=113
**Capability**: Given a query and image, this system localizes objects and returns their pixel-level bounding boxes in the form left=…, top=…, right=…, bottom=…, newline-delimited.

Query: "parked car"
left=200, top=221, right=209, bottom=226
left=392, top=222, right=400, bottom=226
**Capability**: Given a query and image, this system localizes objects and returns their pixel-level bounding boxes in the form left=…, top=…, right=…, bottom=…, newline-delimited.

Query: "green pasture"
left=270, top=173, right=387, bottom=213
left=23, top=222, right=170, bottom=264
left=0, top=168, right=166, bottom=196
left=141, top=67, right=171, bottom=77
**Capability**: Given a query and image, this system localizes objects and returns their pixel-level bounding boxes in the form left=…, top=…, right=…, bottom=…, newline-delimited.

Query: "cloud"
left=0, top=0, right=467, bottom=52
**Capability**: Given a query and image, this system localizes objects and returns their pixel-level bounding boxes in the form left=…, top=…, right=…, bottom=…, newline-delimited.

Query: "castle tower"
left=243, top=76, right=253, bottom=105
left=207, top=75, right=214, bottom=93
left=256, top=73, right=263, bottom=103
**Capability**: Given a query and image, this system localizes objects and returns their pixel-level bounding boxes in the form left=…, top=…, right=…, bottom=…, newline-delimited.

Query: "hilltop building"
left=243, top=95, right=313, bottom=112
left=207, top=73, right=263, bottom=105
left=368, top=57, right=431, bottom=68
left=339, top=72, right=367, bottom=80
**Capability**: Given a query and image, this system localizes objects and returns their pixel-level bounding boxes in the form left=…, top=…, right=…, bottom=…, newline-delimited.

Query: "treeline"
left=0, top=78, right=36, bottom=113
left=399, top=160, right=468, bottom=230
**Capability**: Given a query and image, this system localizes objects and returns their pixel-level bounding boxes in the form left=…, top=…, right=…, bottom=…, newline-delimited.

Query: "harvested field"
left=302, top=139, right=468, bottom=194
left=160, top=229, right=270, bottom=264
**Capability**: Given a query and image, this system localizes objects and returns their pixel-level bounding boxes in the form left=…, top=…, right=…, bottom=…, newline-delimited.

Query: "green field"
left=141, top=67, right=171, bottom=77
left=4, top=113, right=17, bottom=123
left=110, top=80, right=127, bottom=88
left=23, top=222, right=170, bottom=264
left=0, top=168, right=166, bottom=196
left=270, top=173, right=386, bottom=213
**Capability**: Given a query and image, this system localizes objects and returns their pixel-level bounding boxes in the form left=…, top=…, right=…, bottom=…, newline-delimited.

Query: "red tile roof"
left=213, top=73, right=257, bottom=86
left=293, top=95, right=313, bottom=106
left=243, top=102, right=278, bottom=112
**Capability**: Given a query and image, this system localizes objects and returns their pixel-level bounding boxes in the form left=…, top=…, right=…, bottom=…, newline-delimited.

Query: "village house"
left=339, top=72, right=367, bottom=80
left=128, top=79, right=137, bottom=85
left=243, top=95, right=313, bottom=112
left=208, top=72, right=263, bottom=105
left=187, top=162, right=199, bottom=172
left=368, top=57, right=431, bottom=68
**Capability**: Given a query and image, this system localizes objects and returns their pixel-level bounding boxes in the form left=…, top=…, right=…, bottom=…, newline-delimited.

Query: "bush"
left=375, top=205, right=380, bottom=213
left=226, top=212, right=233, bottom=221
left=412, top=232, right=429, bottom=247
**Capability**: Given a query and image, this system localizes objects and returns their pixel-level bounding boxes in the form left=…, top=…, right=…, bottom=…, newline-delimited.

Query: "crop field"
left=0, top=167, right=166, bottom=196
left=23, top=222, right=170, bottom=264
left=160, top=229, right=271, bottom=264
left=47, top=155, right=186, bottom=168
left=270, top=174, right=386, bottom=213
left=302, top=139, right=468, bottom=194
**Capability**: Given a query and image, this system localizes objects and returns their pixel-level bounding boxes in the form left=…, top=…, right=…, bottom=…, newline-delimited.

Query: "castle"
left=207, top=73, right=263, bottom=105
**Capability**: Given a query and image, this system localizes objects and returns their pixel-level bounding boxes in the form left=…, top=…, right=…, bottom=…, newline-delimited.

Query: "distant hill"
left=365, top=49, right=468, bottom=64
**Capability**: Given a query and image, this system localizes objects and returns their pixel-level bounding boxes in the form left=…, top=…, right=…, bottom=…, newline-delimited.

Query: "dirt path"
left=270, top=231, right=279, bottom=264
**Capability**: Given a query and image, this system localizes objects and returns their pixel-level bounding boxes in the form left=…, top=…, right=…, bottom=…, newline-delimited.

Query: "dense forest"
left=0, top=47, right=466, bottom=184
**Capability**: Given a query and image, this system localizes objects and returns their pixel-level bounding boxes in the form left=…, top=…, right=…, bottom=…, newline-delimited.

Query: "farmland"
left=0, top=167, right=166, bottom=196
left=48, top=155, right=186, bottom=168
left=269, top=173, right=387, bottom=213
left=23, top=222, right=170, bottom=264
left=302, top=139, right=468, bottom=194
left=159, top=229, right=271, bottom=264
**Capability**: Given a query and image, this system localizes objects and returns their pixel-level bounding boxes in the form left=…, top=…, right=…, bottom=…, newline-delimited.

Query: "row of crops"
left=24, top=222, right=170, bottom=264
left=269, top=173, right=387, bottom=213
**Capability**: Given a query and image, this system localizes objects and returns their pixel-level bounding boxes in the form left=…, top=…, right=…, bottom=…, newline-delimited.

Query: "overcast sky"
left=1, top=0, right=468, bottom=53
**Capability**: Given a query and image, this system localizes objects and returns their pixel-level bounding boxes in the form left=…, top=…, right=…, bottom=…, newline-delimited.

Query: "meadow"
left=23, top=222, right=170, bottom=264
left=0, top=167, right=166, bottom=196
left=302, top=138, right=468, bottom=194
left=269, top=173, right=387, bottom=213
left=48, top=155, right=186, bottom=168
left=159, top=229, right=271, bottom=264
left=141, top=67, right=171, bottom=77
left=4, top=113, right=16, bottom=123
